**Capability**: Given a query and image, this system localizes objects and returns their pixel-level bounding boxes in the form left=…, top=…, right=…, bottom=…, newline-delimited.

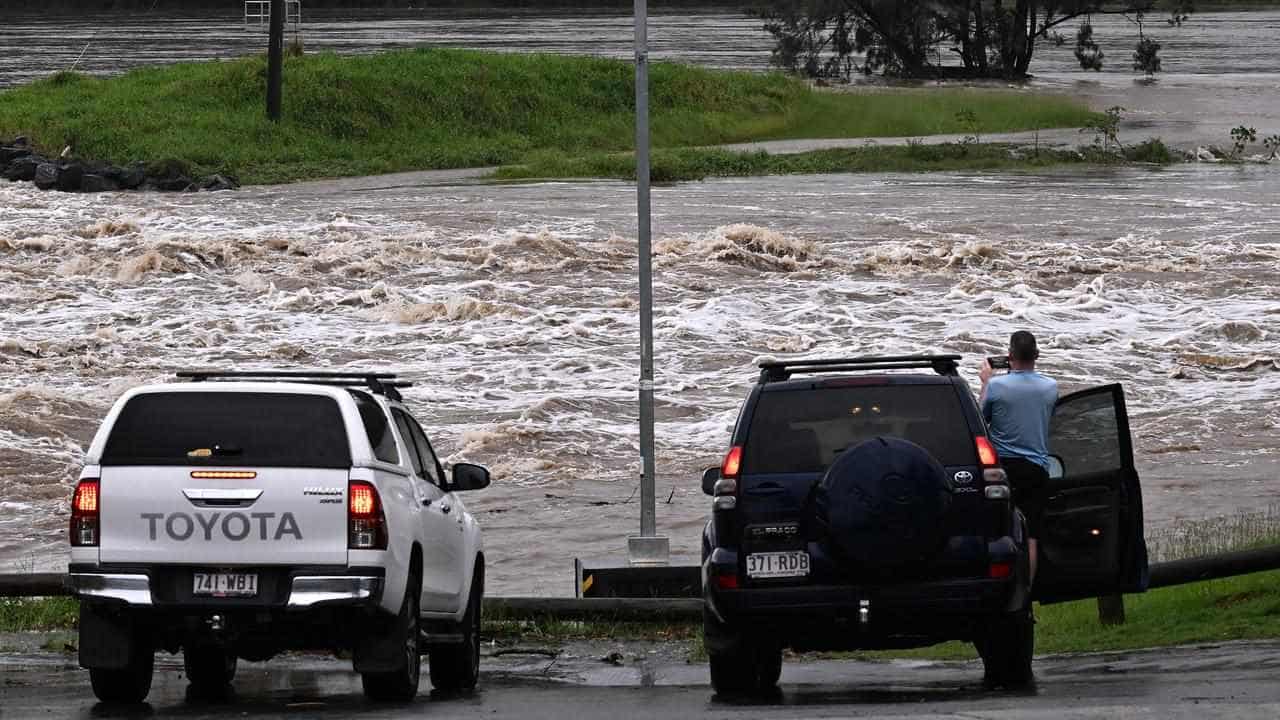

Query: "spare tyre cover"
left=811, top=437, right=952, bottom=573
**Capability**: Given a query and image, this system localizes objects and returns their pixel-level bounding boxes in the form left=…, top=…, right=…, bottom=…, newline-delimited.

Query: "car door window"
left=392, top=409, right=426, bottom=479
left=1049, top=387, right=1130, bottom=477
left=406, top=415, right=443, bottom=487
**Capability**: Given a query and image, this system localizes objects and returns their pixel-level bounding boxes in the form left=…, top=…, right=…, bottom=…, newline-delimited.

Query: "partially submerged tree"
left=755, top=0, right=1195, bottom=80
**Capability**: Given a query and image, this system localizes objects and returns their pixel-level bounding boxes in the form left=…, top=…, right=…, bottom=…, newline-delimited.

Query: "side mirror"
left=451, top=463, right=491, bottom=492
left=701, top=466, right=720, bottom=496
left=1046, top=455, right=1065, bottom=481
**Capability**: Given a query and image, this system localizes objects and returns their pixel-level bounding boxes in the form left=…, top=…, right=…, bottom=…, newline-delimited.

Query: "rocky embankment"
left=0, top=137, right=237, bottom=193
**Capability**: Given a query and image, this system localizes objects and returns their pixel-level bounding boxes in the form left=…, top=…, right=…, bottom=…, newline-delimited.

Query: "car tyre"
left=183, top=645, right=237, bottom=694
left=705, top=608, right=782, bottom=695
left=361, top=572, right=422, bottom=702
left=429, top=568, right=483, bottom=692
left=89, top=641, right=154, bottom=704
left=978, top=607, right=1035, bottom=689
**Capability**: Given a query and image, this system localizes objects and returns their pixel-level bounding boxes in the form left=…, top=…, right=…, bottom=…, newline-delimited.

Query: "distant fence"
left=5, top=545, right=1280, bottom=623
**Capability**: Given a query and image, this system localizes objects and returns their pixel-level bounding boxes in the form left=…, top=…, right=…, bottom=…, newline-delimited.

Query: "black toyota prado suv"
left=700, top=355, right=1148, bottom=694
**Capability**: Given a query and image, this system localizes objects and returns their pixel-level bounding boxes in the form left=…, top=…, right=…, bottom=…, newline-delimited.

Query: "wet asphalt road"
left=2, top=640, right=1280, bottom=719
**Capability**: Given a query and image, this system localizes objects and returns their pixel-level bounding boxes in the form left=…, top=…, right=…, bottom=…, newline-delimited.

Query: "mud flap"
left=352, top=614, right=406, bottom=673
left=78, top=603, right=139, bottom=670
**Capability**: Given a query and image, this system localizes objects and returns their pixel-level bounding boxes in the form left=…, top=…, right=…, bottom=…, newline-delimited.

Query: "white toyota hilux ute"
left=67, top=371, right=490, bottom=704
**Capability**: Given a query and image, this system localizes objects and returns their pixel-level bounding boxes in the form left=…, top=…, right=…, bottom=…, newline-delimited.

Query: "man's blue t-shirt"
left=981, top=370, right=1058, bottom=470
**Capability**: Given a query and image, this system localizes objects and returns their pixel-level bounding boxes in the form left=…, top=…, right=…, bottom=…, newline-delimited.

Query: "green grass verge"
left=0, top=49, right=1099, bottom=185
left=0, top=597, right=78, bottom=632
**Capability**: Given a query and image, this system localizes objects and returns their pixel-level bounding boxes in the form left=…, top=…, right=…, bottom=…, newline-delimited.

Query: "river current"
left=2, top=8, right=1278, bottom=593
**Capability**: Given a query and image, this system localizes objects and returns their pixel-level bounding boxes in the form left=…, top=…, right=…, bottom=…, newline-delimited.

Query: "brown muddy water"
left=2, top=165, right=1278, bottom=594
left=1, top=8, right=1279, bottom=593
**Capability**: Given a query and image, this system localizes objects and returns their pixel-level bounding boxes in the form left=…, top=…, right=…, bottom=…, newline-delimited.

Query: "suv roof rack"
left=758, top=355, right=961, bottom=383
left=176, top=370, right=412, bottom=402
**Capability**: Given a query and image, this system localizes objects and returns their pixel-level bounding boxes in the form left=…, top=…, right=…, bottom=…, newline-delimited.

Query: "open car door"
left=1033, top=384, right=1149, bottom=604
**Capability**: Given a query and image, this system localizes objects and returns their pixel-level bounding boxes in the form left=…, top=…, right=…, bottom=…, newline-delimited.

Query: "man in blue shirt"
left=980, top=331, right=1057, bottom=585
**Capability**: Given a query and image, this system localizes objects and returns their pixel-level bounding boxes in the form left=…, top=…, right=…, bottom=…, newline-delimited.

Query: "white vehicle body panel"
left=98, top=466, right=350, bottom=567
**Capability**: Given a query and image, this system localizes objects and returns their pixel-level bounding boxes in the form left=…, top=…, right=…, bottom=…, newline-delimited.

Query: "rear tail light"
left=348, top=481, right=387, bottom=550
left=713, top=573, right=740, bottom=590
left=720, top=446, right=743, bottom=479
left=70, top=479, right=100, bottom=547
left=988, top=561, right=1013, bottom=579
left=975, top=436, right=999, bottom=467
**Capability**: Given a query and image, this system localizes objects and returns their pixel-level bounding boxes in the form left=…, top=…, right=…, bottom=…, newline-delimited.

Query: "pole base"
left=627, top=536, right=670, bottom=566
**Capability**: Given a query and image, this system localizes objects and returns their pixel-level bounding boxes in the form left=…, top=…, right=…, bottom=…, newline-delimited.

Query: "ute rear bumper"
left=67, top=565, right=384, bottom=609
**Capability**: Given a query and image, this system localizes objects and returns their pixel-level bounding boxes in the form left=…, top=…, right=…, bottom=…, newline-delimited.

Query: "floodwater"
left=1, top=8, right=1278, bottom=593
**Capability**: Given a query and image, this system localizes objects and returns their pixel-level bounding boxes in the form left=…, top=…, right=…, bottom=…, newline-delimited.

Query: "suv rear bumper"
left=710, top=576, right=1018, bottom=619
left=67, top=566, right=384, bottom=609
left=706, top=577, right=1023, bottom=652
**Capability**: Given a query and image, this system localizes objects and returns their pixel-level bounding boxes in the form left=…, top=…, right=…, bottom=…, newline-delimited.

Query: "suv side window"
left=406, top=415, right=443, bottom=486
left=392, top=409, right=426, bottom=478
left=352, top=392, right=399, bottom=465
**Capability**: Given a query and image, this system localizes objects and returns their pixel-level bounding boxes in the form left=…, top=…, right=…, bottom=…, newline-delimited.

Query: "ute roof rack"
left=758, top=354, right=961, bottom=383
left=176, top=370, right=412, bottom=402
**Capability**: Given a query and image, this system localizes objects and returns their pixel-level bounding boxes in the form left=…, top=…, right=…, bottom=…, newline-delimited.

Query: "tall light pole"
left=628, top=0, right=668, bottom=566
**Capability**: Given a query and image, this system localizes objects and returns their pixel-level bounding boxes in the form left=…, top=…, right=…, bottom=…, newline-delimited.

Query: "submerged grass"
left=0, top=49, right=1099, bottom=184
left=495, top=143, right=1105, bottom=182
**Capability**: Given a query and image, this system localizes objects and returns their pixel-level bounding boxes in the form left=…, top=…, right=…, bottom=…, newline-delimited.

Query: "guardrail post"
left=1097, top=594, right=1126, bottom=625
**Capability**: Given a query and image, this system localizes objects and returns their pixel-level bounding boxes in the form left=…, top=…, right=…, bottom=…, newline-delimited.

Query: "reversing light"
left=712, top=496, right=737, bottom=511
left=721, top=446, right=743, bottom=479
left=984, top=485, right=1011, bottom=500
left=975, top=436, right=999, bottom=467
left=70, top=479, right=100, bottom=547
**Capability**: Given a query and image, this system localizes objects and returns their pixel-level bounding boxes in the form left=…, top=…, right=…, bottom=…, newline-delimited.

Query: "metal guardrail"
left=4, top=546, right=1279, bottom=620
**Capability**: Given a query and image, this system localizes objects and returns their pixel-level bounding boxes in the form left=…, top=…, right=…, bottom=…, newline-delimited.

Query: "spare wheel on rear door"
left=810, top=436, right=952, bottom=574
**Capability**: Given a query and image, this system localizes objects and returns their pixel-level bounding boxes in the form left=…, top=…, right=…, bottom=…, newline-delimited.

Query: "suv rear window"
left=102, top=392, right=353, bottom=468
left=743, top=384, right=975, bottom=474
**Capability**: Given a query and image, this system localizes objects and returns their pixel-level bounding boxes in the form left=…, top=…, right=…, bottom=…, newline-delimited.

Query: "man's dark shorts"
left=1002, top=456, right=1049, bottom=540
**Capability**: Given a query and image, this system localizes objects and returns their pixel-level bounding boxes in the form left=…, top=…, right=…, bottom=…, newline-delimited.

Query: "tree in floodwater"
left=755, top=0, right=1195, bottom=80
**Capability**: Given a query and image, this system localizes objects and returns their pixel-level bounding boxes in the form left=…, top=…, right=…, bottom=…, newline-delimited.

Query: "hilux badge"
left=953, top=471, right=974, bottom=485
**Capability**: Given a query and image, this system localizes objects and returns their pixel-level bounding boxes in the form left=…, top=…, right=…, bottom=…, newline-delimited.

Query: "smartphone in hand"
left=987, top=355, right=1011, bottom=370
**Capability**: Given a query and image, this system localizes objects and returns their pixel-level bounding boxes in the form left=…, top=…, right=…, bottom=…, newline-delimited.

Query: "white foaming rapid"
left=1, top=165, right=1277, bottom=592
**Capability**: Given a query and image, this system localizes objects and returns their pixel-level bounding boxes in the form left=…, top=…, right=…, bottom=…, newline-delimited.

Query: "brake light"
left=714, top=573, right=739, bottom=590
left=70, top=479, right=100, bottom=547
left=975, top=436, right=999, bottom=467
left=348, top=481, right=387, bottom=550
left=721, top=446, right=743, bottom=479
left=988, top=561, right=1013, bottom=579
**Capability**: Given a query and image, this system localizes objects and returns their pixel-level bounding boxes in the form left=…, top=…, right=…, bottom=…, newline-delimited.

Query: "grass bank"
left=0, top=49, right=1099, bottom=185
